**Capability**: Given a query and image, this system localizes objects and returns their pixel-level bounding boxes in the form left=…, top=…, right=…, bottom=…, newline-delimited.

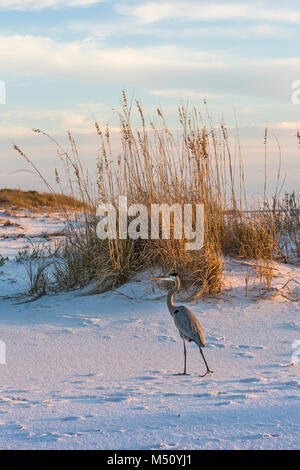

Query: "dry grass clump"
left=279, top=191, right=300, bottom=258
left=86, top=97, right=228, bottom=297
left=222, top=215, right=281, bottom=260
left=0, top=188, right=88, bottom=211
left=53, top=231, right=146, bottom=292
left=15, top=242, right=54, bottom=298
left=14, top=93, right=299, bottom=299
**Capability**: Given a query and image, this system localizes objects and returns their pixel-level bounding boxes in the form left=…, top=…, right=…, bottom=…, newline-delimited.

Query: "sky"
left=0, top=0, right=300, bottom=195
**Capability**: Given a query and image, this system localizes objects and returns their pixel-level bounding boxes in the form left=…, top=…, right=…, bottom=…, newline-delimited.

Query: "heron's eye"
left=170, top=272, right=178, bottom=277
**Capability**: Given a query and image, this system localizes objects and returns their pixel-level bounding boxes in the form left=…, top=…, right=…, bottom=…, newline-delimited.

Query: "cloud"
left=67, top=19, right=295, bottom=42
left=0, top=102, right=112, bottom=136
left=0, top=34, right=226, bottom=79
left=150, top=89, right=222, bottom=100
left=117, top=1, right=300, bottom=24
left=274, top=122, right=300, bottom=130
left=0, top=124, right=32, bottom=137
left=116, top=2, right=248, bottom=23
left=0, top=0, right=103, bottom=10
left=0, top=33, right=299, bottom=102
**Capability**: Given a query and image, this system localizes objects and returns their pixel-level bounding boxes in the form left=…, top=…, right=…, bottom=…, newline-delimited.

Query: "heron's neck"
left=167, top=277, right=180, bottom=314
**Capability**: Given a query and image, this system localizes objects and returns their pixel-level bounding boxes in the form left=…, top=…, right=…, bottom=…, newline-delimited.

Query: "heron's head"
left=152, top=272, right=178, bottom=283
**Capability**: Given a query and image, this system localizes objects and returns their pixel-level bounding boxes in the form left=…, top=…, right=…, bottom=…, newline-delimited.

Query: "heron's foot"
left=199, top=369, right=214, bottom=378
left=174, top=372, right=190, bottom=376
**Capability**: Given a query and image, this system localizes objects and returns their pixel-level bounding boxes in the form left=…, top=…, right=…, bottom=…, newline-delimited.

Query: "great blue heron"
left=152, top=272, right=214, bottom=377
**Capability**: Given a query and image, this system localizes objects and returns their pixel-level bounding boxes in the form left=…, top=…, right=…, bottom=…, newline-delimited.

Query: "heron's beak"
left=152, top=276, right=171, bottom=281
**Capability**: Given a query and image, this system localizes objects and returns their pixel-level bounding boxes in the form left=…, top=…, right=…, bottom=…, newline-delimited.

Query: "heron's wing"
left=173, top=306, right=206, bottom=347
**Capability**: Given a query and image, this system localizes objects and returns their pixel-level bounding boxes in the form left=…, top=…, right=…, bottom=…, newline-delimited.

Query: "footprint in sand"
left=235, top=352, right=254, bottom=358
left=239, top=377, right=261, bottom=383
left=103, top=393, right=128, bottom=403
left=206, top=335, right=226, bottom=349
left=233, top=344, right=265, bottom=351
left=157, top=335, right=177, bottom=343
left=74, top=372, right=103, bottom=378
left=278, top=321, right=300, bottom=331
left=207, top=343, right=225, bottom=349
left=207, top=335, right=225, bottom=341
left=286, top=395, right=300, bottom=400
left=0, top=396, right=28, bottom=404
left=61, top=416, right=85, bottom=422
left=135, top=375, right=157, bottom=381
left=239, top=432, right=280, bottom=441
left=214, top=400, right=233, bottom=406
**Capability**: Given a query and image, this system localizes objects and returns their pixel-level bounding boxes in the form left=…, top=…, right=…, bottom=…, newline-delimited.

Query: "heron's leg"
left=173, top=339, right=189, bottom=376
left=183, top=338, right=187, bottom=375
left=199, top=347, right=214, bottom=377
